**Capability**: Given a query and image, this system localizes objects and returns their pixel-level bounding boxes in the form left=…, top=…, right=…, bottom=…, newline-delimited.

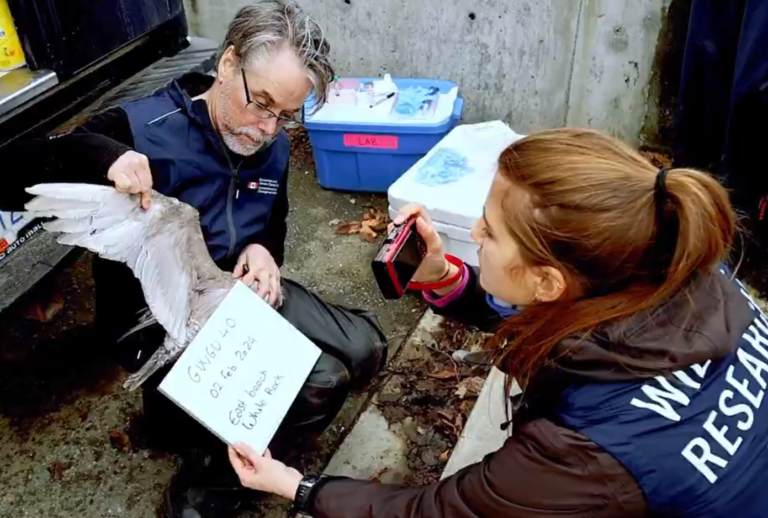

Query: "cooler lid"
left=304, top=77, right=461, bottom=133
left=388, top=121, right=525, bottom=229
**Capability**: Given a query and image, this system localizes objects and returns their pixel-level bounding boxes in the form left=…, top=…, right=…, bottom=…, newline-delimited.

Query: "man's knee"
left=283, top=353, right=351, bottom=433
left=302, top=352, right=352, bottom=405
left=278, top=278, right=388, bottom=384
left=358, top=312, right=388, bottom=370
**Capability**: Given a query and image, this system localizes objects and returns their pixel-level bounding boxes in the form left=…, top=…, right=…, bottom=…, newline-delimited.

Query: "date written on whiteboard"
left=158, top=281, right=321, bottom=454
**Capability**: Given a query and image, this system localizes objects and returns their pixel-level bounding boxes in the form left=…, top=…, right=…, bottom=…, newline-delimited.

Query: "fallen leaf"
left=459, top=400, right=475, bottom=417
left=640, top=150, right=672, bottom=169
left=18, top=290, right=65, bottom=322
left=439, top=449, right=452, bottom=463
left=421, top=449, right=439, bottom=466
left=107, top=430, right=130, bottom=451
left=335, top=208, right=391, bottom=242
left=467, top=376, right=485, bottom=395
left=427, top=368, right=457, bottom=380
left=455, top=376, right=485, bottom=399
left=454, top=412, right=465, bottom=431
left=368, top=220, right=389, bottom=232
left=371, top=467, right=389, bottom=481
left=360, top=225, right=378, bottom=242
left=336, top=222, right=362, bottom=235
left=438, top=409, right=456, bottom=421
left=438, top=409, right=459, bottom=436
left=48, top=460, right=69, bottom=481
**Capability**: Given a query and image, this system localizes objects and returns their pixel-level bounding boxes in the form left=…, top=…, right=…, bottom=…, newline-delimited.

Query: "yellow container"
left=0, top=0, right=25, bottom=71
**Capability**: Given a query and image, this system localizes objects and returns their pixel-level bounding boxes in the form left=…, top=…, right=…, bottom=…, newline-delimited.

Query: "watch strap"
left=293, top=474, right=321, bottom=514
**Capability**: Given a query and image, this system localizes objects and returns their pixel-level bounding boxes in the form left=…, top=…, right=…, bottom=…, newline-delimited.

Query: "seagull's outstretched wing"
left=25, top=184, right=197, bottom=346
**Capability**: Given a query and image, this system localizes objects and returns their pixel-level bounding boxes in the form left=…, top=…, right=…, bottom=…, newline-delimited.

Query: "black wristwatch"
left=293, top=474, right=323, bottom=515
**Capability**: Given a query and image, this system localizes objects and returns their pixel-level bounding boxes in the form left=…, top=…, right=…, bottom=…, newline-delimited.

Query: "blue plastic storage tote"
left=303, top=78, right=463, bottom=192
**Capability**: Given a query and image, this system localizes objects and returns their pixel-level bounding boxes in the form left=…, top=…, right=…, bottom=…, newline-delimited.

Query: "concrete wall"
left=183, top=0, right=671, bottom=145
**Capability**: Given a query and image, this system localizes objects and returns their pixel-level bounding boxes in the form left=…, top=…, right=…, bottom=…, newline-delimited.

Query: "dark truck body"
left=0, top=1, right=217, bottom=313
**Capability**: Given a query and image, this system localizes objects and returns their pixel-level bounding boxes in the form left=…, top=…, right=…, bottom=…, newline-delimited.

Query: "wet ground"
left=0, top=130, right=426, bottom=517
left=374, top=318, right=489, bottom=487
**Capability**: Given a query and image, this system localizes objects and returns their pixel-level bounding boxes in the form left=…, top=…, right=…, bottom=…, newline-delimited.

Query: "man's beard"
left=222, top=126, right=276, bottom=156
left=216, top=85, right=277, bottom=156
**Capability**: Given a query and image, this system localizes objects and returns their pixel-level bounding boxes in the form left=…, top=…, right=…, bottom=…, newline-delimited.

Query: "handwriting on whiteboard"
left=159, top=282, right=321, bottom=453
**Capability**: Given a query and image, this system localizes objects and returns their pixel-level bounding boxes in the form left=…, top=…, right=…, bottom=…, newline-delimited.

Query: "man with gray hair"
left=0, top=2, right=386, bottom=517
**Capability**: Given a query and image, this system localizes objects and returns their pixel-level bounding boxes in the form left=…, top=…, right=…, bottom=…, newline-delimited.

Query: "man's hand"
left=228, top=444, right=302, bottom=500
left=233, top=244, right=282, bottom=306
left=107, top=150, right=153, bottom=210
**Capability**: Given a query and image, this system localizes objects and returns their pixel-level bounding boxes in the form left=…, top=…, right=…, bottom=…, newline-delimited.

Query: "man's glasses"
left=241, top=69, right=302, bottom=126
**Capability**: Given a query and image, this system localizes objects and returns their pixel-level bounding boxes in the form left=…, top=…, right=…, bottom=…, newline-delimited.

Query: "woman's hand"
left=228, top=443, right=303, bottom=500
left=392, top=204, right=449, bottom=283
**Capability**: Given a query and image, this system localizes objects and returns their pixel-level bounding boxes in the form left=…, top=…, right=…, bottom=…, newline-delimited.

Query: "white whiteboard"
left=159, top=281, right=322, bottom=454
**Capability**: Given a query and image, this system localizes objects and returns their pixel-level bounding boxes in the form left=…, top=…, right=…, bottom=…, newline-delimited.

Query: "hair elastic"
left=655, top=167, right=669, bottom=204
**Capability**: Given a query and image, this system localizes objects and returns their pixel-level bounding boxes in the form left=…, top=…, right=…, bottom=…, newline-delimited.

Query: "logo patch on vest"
left=256, top=178, right=279, bottom=195
left=245, top=179, right=279, bottom=195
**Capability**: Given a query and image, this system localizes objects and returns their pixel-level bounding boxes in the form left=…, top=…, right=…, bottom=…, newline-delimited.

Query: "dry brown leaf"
left=335, top=208, right=391, bottom=242
left=107, top=430, right=130, bottom=451
left=427, top=368, right=456, bottom=380
left=370, top=467, right=389, bottom=482
left=364, top=207, right=390, bottom=232
left=335, top=222, right=362, bottom=235
left=359, top=225, right=378, bottom=243
left=455, top=376, right=485, bottom=399
left=466, top=376, right=485, bottom=395
left=459, top=400, right=475, bottom=417
left=438, top=409, right=456, bottom=421
left=439, top=450, right=452, bottom=463
left=640, top=150, right=672, bottom=169
left=48, top=460, right=69, bottom=481
left=454, top=413, right=465, bottom=431
left=368, top=221, right=389, bottom=233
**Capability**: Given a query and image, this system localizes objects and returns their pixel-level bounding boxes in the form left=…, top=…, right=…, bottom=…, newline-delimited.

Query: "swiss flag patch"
left=247, top=181, right=259, bottom=190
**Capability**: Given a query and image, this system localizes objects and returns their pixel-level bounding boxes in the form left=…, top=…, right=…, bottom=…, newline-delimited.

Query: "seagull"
left=25, top=183, right=273, bottom=391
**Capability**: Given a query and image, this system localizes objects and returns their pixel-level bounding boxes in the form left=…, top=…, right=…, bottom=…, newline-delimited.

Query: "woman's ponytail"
left=660, top=169, right=736, bottom=296
left=490, top=129, right=738, bottom=386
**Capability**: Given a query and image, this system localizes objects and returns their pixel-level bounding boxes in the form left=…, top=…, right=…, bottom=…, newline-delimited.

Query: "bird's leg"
left=186, top=320, right=202, bottom=343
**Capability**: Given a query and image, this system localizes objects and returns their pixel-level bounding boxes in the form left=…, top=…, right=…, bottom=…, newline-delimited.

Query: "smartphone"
left=372, top=218, right=427, bottom=300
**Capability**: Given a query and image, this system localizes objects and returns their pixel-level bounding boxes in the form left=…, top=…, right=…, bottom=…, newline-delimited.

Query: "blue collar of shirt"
left=486, top=294, right=521, bottom=318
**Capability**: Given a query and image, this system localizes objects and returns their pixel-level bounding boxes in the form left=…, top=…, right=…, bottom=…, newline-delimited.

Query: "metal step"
left=0, top=69, right=59, bottom=119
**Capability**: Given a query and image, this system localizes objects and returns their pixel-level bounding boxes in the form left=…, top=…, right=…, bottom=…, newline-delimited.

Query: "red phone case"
left=372, top=218, right=426, bottom=299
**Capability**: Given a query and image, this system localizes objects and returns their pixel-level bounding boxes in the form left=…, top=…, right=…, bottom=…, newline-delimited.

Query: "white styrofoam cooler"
left=388, top=121, right=525, bottom=266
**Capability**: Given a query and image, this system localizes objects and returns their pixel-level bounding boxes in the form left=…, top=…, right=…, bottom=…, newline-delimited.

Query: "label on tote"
left=343, top=134, right=399, bottom=150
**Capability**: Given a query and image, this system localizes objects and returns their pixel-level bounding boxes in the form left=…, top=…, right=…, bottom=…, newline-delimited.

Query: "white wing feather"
left=25, top=184, right=193, bottom=345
